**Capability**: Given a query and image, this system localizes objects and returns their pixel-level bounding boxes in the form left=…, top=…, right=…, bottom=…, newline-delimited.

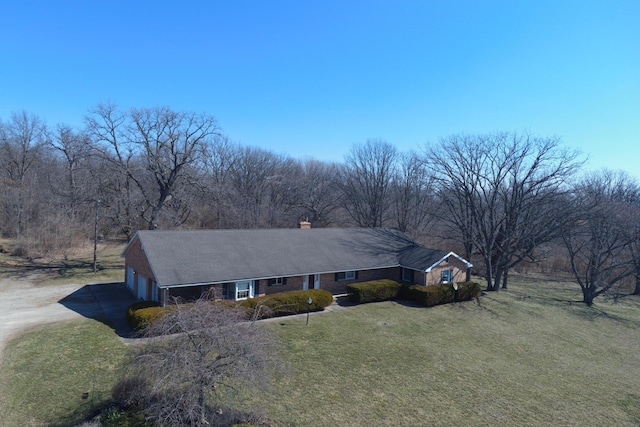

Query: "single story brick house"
left=121, top=225, right=472, bottom=306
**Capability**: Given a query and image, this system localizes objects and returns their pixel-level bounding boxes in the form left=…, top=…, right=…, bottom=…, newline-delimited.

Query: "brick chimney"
left=299, top=220, right=311, bottom=229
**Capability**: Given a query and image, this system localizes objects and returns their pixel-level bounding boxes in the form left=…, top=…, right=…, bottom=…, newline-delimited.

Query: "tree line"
left=1, top=105, right=639, bottom=304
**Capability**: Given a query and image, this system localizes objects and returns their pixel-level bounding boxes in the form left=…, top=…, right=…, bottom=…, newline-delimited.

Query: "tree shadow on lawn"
left=59, top=282, right=137, bottom=339
left=46, top=399, right=106, bottom=427
left=0, top=256, right=121, bottom=283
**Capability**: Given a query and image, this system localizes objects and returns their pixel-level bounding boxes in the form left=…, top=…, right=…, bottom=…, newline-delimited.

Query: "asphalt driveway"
left=0, top=276, right=136, bottom=356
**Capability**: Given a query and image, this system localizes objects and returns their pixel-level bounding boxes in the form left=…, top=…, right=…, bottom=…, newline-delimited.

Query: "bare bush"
left=117, top=299, right=283, bottom=426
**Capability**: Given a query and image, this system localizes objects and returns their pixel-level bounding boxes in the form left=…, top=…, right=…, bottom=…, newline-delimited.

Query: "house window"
left=402, top=268, right=414, bottom=283
left=336, top=271, right=356, bottom=281
left=441, top=269, right=454, bottom=283
left=268, top=277, right=286, bottom=286
left=234, top=281, right=254, bottom=300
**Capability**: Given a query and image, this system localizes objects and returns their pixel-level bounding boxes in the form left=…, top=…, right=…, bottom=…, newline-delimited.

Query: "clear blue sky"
left=1, top=0, right=638, bottom=176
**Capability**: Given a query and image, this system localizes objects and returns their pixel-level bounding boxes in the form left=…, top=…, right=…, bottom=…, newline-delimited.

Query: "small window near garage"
left=441, top=269, right=454, bottom=283
left=335, top=271, right=356, bottom=281
left=268, top=277, right=286, bottom=286
left=401, top=267, right=414, bottom=283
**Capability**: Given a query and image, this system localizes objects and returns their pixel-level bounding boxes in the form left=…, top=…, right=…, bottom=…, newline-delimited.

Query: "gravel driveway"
left=0, top=275, right=136, bottom=356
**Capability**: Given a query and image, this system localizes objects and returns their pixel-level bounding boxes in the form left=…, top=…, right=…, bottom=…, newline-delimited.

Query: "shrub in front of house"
left=243, top=289, right=333, bottom=318
left=407, top=284, right=445, bottom=307
left=347, top=280, right=402, bottom=303
left=407, top=283, right=454, bottom=307
left=126, top=301, right=161, bottom=330
left=455, top=281, right=481, bottom=301
left=406, top=282, right=481, bottom=307
left=128, top=306, right=166, bottom=331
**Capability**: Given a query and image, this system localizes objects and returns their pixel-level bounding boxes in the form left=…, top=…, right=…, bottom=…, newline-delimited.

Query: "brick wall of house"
left=262, top=276, right=306, bottom=295
left=159, top=262, right=470, bottom=304
left=317, top=267, right=401, bottom=294
left=166, top=285, right=219, bottom=302
left=425, top=257, right=468, bottom=285
left=124, top=238, right=156, bottom=284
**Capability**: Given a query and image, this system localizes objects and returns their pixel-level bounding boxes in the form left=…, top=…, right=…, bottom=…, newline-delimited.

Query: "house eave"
left=158, top=264, right=402, bottom=289
left=424, top=251, right=473, bottom=273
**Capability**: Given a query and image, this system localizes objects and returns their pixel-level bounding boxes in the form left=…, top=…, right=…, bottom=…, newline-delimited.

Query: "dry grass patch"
left=0, top=240, right=125, bottom=286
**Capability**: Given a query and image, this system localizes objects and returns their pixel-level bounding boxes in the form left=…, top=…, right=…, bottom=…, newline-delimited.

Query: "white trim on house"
left=424, top=251, right=473, bottom=273
left=234, top=280, right=254, bottom=300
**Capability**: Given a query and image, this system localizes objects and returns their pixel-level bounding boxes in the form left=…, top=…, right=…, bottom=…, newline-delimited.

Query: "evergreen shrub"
left=128, top=306, right=166, bottom=331
left=407, top=285, right=443, bottom=307
left=346, top=279, right=402, bottom=303
left=454, top=281, right=481, bottom=301
left=126, top=301, right=161, bottom=330
left=243, top=289, right=333, bottom=318
left=406, top=281, right=481, bottom=307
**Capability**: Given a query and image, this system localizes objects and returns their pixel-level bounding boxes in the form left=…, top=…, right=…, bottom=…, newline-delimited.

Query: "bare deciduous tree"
left=425, top=132, right=582, bottom=290
left=121, top=299, right=281, bottom=426
left=340, top=139, right=398, bottom=227
left=48, top=125, right=93, bottom=233
left=0, top=111, right=47, bottom=239
left=87, top=103, right=220, bottom=230
left=291, top=159, right=341, bottom=227
left=563, top=170, right=639, bottom=305
left=392, top=151, right=435, bottom=236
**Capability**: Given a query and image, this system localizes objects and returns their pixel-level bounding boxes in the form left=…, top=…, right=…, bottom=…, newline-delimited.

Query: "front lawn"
left=2, top=277, right=640, bottom=426
left=263, top=277, right=640, bottom=426
left=0, top=319, right=129, bottom=427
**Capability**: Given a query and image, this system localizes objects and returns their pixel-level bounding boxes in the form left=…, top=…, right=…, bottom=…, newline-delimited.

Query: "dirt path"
left=0, top=274, right=135, bottom=357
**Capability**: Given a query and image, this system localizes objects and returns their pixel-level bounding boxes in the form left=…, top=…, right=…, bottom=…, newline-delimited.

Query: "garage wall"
left=123, top=236, right=157, bottom=301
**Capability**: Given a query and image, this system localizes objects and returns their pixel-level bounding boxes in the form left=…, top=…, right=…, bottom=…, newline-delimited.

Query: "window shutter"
left=355, top=271, right=359, bottom=280
left=283, top=277, right=288, bottom=285
left=335, top=273, right=339, bottom=282
left=255, top=280, right=260, bottom=295
left=222, top=283, right=229, bottom=299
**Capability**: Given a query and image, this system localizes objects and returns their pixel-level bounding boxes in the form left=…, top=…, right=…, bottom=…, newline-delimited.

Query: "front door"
left=303, top=275, right=309, bottom=290
left=314, top=274, right=320, bottom=289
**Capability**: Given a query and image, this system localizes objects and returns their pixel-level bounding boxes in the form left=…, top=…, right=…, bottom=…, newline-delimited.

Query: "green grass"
left=3, top=276, right=640, bottom=426
left=262, top=277, right=640, bottom=426
left=0, top=319, right=129, bottom=427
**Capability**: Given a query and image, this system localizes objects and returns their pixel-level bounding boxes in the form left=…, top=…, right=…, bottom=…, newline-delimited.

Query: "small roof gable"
left=123, top=228, right=470, bottom=287
left=398, top=246, right=450, bottom=271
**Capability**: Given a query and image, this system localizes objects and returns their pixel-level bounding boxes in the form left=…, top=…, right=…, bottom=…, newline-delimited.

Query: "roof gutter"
left=157, top=264, right=402, bottom=289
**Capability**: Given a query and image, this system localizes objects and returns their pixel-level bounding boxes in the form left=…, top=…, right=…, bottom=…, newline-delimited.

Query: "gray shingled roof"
left=124, top=228, right=457, bottom=288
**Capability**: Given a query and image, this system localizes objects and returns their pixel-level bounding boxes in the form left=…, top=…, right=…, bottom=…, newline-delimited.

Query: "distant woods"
left=1, top=106, right=639, bottom=302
